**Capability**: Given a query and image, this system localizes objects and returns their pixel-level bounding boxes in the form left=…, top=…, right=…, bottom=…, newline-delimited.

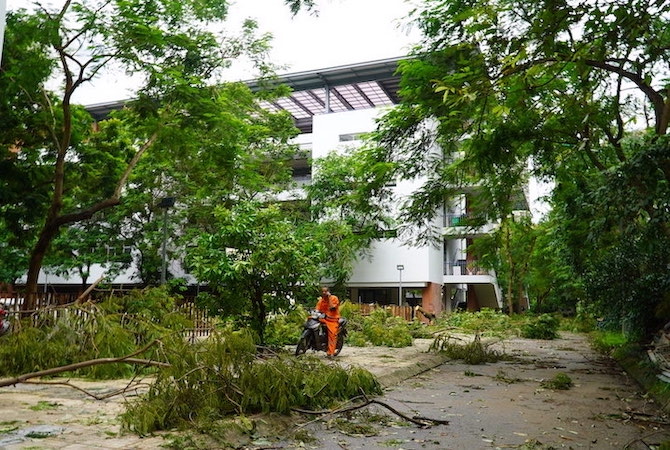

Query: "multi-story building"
left=35, top=57, right=525, bottom=314
left=246, top=57, right=514, bottom=314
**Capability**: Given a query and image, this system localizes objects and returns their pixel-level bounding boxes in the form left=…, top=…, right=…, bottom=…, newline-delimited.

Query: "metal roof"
left=85, top=57, right=405, bottom=131
left=247, top=57, right=403, bottom=133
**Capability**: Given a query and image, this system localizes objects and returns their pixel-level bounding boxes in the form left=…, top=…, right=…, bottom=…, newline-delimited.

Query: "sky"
left=4, top=0, right=420, bottom=104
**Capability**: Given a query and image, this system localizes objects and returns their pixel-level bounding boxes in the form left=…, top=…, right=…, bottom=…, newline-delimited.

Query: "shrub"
left=0, top=287, right=192, bottom=379
left=521, top=314, right=560, bottom=340
left=590, top=330, right=628, bottom=355
left=346, top=331, right=369, bottom=347
left=361, top=309, right=413, bottom=347
left=440, top=308, right=515, bottom=336
left=263, top=306, right=306, bottom=347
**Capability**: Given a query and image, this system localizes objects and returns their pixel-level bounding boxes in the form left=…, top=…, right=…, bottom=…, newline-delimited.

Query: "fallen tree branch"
left=75, top=274, right=106, bottom=303
left=0, top=357, right=169, bottom=388
left=23, top=378, right=152, bottom=400
left=293, top=394, right=449, bottom=428
left=0, top=339, right=169, bottom=388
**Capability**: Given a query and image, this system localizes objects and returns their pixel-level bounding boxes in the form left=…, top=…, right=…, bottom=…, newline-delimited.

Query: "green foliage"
left=541, top=373, right=573, bottom=390
left=440, top=309, right=516, bottom=337
left=590, top=331, right=628, bottom=356
left=520, top=314, right=560, bottom=340
left=559, top=302, right=597, bottom=333
left=345, top=331, right=369, bottom=347
left=345, top=308, right=413, bottom=348
left=263, top=306, right=307, bottom=347
left=553, top=137, right=670, bottom=338
left=429, top=334, right=504, bottom=365
left=306, top=147, right=395, bottom=285
left=0, top=287, right=191, bottom=378
left=121, top=329, right=382, bottom=435
left=368, top=0, right=670, bottom=341
left=187, top=201, right=326, bottom=343
left=2, top=0, right=307, bottom=303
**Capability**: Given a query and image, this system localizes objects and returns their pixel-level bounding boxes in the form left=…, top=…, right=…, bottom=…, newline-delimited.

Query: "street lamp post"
left=396, top=264, right=404, bottom=306
left=158, top=197, right=175, bottom=285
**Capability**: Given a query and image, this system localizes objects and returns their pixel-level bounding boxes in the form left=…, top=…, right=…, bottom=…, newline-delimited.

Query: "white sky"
left=6, top=0, right=419, bottom=104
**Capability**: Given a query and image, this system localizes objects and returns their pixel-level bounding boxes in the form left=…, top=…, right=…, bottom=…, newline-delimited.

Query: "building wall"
left=311, top=108, right=444, bottom=311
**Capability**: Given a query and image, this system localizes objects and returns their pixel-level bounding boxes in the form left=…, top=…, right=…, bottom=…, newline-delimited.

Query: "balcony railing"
left=445, top=213, right=468, bottom=227
left=444, top=260, right=491, bottom=276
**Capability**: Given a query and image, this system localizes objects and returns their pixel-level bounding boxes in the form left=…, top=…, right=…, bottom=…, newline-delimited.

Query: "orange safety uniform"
left=316, top=290, right=340, bottom=356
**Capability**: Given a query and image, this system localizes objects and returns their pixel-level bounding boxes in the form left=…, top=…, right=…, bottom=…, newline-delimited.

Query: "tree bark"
left=22, top=133, right=157, bottom=313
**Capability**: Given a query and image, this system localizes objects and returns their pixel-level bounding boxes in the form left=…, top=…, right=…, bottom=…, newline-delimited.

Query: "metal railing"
left=445, top=260, right=491, bottom=276
left=445, top=213, right=469, bottom=227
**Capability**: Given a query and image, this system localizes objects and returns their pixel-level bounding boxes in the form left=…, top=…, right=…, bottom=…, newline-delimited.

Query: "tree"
left=0, top=0, right=314, bottom=310
left=306, top=146, right=396, bottom=289
left=469, top=214, right=537, bottom=313
left=186, top=201, right=326, bottom=343
left=44, top=216, right=133, bottom=290
left=371, top=0, right=670, bottom=332
left=396, top=0, right=670, bottom=221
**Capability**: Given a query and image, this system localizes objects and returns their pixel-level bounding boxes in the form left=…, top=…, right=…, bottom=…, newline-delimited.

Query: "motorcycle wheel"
left=295, top=331, right=309, bottom=356
left=334, top=331, right=345, bottom=356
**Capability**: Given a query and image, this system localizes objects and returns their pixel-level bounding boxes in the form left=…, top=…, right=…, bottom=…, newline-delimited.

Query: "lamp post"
left=158, top=197, right=175, bottom=285
left=396, top=264, right=404, bottom=306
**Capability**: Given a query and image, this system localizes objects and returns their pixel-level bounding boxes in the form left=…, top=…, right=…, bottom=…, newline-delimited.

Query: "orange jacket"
left=316, top=294, right=340, bottom=320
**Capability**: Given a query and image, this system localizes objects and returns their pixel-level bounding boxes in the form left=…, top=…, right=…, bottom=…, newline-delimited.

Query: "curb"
left=376, top=352, right=451, bottom=388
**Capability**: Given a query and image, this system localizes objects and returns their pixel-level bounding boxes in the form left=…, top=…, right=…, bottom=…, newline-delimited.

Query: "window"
left=339, top=133, right=364, bottom=142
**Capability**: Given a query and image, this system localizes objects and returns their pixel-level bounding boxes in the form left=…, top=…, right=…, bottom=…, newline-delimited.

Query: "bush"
left=361, top=309, right=413, bottom=347
left=440, top=308, right=516, bottom=336
left=590, top=330, right=628, bottom=355
left=263, top=306, right=307, bottom=347
left=339, top=306, right=414, bottom=348
left=521, top=314, right=560, bottom=340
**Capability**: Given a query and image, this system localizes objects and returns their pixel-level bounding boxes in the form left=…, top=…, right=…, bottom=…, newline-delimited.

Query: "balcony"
left=443, top=214, right=499, bottom=238
left=444, top=260, right=492, bottom=276
left=443, top=260, right=503, bottom=309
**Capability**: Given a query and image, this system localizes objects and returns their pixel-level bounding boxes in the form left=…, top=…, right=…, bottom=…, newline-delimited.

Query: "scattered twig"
left=623, top=430, right=670, bottom=449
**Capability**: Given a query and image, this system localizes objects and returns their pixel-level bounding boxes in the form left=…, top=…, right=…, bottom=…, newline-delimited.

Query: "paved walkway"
left=0, top=339, right=443, bottom=449
left=0, top=335, right=666, bottom=449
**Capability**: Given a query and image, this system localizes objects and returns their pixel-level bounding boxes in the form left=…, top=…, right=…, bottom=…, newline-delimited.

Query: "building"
left=49, top=57, right=527, bottom=314
left=245, top=57, right=519, bottom=314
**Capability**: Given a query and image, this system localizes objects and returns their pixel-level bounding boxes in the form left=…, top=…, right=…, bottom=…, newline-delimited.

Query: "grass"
left=541, top=372, right=573, bottom=390
left=28, top=401, right=61, bottom=411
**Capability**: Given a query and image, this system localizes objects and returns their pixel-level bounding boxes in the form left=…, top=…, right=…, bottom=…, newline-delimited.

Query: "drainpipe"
left=0, top=0, right=6, bottom=65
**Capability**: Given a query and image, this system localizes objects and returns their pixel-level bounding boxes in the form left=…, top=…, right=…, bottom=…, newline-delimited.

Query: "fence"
left=357, top=303, right=415, bottom=321
left=0, top=292, right=79, bottom=312
left=0, top=291, right=215, bottom=337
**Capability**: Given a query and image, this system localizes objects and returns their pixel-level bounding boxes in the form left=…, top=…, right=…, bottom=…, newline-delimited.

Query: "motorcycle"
left=295, top=310, right=347, bottom=356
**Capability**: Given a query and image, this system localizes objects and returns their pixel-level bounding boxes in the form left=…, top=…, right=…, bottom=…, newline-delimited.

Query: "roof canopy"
left=86, top=57, right=405, bottom=133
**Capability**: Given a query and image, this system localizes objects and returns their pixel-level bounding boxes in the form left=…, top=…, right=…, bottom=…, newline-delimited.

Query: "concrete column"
left=421, top=282, right=443, bottom=315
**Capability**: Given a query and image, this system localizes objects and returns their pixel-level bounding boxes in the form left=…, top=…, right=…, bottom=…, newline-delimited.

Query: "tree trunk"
left=251, top=286, right=266, bottom=344
left=24, top=220, right=62, bottom=312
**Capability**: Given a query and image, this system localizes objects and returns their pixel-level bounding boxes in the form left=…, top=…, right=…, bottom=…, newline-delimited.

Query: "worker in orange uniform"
left=315, top=286, right=340, bottom=357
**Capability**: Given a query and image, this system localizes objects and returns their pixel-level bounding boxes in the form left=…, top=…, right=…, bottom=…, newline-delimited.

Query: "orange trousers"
left=322, top=318, right=339, bottom=355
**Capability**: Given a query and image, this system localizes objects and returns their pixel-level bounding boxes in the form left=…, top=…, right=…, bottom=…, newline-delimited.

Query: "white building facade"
left=34, top=57, right=509, bottom=314
left=252, top=58, right=507, bottom=314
